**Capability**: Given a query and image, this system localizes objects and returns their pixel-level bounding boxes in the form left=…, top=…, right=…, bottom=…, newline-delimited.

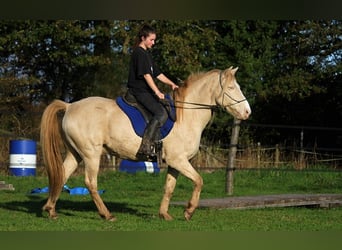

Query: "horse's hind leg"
left=43, top=194, right=59, bottom=219
left=43, top=151, right=78, bottom=219
left=83, top=156, right=116, bottom=221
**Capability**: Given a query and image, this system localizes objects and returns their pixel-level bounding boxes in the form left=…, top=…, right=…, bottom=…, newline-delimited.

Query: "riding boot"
left=136, top=118, right=160, bottom=161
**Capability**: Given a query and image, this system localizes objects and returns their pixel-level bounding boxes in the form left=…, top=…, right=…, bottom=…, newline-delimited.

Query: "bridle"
left=171, top=70, right=247, bottom=110
left=218, top=70, right=248, bottom=109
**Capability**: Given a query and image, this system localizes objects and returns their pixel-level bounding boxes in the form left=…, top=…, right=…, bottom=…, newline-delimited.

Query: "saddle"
left=116, top=91, right=176, bottom=139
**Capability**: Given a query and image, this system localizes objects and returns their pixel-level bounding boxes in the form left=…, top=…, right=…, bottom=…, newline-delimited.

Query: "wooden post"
left=111, top=155, right=116, bottom=170
left=299, top=129, right=305, bottom=169
left=0, top=181, right=15, bottom=190
left=226, top=118, right=241, bottom=195
left=275, top=144, right=280, bottom=167
left=257, top=142, right=261, bottom=168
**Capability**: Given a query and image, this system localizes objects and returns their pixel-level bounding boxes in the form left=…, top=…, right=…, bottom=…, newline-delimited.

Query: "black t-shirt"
left=127, top=46, right=162, bottom=94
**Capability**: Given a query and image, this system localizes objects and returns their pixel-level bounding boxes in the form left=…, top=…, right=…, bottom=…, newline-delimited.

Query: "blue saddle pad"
left=116, top=94, right=175, bottom=138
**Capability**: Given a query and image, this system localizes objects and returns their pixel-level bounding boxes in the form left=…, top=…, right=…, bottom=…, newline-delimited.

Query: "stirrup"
left=136, top=151, right=157, bottom=162
left=136, top=141, right=160, bottom=162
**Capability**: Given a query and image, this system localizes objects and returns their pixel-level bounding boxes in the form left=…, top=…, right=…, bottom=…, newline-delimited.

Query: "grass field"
left=0, top=168, right=341, bottom=231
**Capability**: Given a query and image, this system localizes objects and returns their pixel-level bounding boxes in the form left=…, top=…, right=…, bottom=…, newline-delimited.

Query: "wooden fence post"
left=275, top=144, right=280, bottom=167
left=226, top=118, right=241, bottom=195
left=257, top=142, right=261, bottom=168
left=299, top=129, right=305, bottom=168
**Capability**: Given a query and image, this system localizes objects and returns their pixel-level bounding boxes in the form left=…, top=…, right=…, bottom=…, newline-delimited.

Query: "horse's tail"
left=40, top=100, right=69, bottom=198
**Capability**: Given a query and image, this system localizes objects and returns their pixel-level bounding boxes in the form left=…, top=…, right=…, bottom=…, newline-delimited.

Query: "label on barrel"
left=9, top=154, right=36, bottom=168
left=145, top=161, right=155, bottom=173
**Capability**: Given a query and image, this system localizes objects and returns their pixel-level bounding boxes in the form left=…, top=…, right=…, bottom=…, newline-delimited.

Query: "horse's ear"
left=225, top=66, right=238, bottom=76
left=231, top=67, right=239, bottom=75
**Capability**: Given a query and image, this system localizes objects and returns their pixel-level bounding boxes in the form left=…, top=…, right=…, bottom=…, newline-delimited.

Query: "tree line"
left=0, top=20, right=341, bottom=147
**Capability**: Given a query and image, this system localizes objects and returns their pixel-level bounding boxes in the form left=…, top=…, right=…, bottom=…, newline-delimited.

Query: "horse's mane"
left=182, top=69, right=220, bottom=89
left=184, top=72, right=207, bottom=85
left=174, top=70, right=219, bottom=121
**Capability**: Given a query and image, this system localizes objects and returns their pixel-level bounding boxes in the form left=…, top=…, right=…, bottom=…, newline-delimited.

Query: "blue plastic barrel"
left=9, top=140, right=37, bottom=176
left=119, top=159, right=159, bottom=174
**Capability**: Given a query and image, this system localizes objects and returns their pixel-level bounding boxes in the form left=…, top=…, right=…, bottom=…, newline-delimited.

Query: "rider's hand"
left=171, top=83, right=179, bottom=91
left=155, top=91, right=165, bottom=99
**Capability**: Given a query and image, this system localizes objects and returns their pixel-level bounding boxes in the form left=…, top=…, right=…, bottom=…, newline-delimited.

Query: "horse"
left=40, top=66, right=251, bottom=221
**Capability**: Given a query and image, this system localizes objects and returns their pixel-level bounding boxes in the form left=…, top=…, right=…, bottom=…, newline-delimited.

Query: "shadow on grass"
left=0, top=195, right=152, bottom=219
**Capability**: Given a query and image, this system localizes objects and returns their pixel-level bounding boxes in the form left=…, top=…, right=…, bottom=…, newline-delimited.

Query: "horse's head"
left=215, top=67, right=251, bottom=120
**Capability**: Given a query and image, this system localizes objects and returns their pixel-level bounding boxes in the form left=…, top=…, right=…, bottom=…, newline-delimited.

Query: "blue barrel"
left=119, top=159, right=159, bottom=174
left=9, top=140, right=37, bottom=176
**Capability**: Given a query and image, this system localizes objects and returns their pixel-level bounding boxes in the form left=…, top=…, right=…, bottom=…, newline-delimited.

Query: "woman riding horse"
left=127, top=24, right=178, bottom=161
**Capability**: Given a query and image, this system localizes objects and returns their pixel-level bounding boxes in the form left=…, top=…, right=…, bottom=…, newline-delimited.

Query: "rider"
left=127, top=24, right=178, bottom=161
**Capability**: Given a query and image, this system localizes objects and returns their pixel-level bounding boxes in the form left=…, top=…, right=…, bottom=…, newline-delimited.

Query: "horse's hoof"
left=159, top=213, right=173, bottom=221
left=46, top=212, right=58, bottom=220
left=101, top=213, right=117, bottom=222
left=43, top=206, right=58, bottom=220
left=107, top=216, right=117, bottom=222
left=184, top=210, right=193, bottom=221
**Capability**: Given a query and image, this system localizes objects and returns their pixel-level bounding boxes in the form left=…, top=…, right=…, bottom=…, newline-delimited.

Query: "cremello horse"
left=40, top=66, right=251, bottom=221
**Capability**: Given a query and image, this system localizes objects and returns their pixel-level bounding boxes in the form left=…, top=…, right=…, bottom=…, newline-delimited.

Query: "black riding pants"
left=133, top=92, right=168, bottom=126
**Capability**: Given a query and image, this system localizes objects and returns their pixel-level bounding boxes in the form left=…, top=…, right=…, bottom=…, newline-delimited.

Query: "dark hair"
left=134, top=24, right=156, bottom=47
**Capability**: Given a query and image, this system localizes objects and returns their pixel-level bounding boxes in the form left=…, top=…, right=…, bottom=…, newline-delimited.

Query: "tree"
left=153, top=20, right=219, bottom=80
left=0, top=20, right=113, bottom=103
left=248, top=20, right=342, bottom=147
left=202, top=20, right=279, bottom=145
left=0, top=20, right=114, bottom=137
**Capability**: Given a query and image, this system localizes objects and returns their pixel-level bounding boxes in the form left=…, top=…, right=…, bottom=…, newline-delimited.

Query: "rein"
left=171, top=100, right=218, bottom=110
left=169, top=70, right=247, bottom=110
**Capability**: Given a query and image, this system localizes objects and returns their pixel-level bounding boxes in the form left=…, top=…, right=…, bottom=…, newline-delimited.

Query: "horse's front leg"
left=182, top=167, right=203, bottom=221
left=159, top=166, right=179, bottom=220
left=160, top=159, right=203, bottom=221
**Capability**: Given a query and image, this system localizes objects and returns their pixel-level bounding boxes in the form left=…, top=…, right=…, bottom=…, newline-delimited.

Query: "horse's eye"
left=226, top=84, right=235, bottom=90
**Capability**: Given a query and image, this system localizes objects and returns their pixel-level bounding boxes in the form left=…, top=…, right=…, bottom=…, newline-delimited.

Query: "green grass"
left=0, top=169, right=341, bottom=231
